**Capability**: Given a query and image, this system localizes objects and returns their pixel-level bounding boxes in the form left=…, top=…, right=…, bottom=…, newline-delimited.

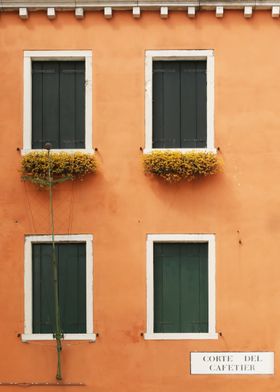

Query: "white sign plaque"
left=191, top=352, right=274, bottom=375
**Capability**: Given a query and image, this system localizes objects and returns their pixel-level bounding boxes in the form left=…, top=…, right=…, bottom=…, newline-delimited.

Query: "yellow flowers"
left=143, top=150, right=222, bottom=183
left=21, top=150, right=222, bottom=185
left=21, top=151, right=97, bottom=185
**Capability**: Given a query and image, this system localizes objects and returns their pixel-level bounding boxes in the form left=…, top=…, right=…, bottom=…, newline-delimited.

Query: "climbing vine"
left=21, top=147, right=97, bottom=380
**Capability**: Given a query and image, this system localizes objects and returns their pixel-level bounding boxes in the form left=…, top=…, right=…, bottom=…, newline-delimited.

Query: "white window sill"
left=21, top=333, right=96, bottom=342
left=21, top=148, right=95, bottom=156
left=144, top=332, right=219, bottom=340
left=143, top=148, right=217, bottom=154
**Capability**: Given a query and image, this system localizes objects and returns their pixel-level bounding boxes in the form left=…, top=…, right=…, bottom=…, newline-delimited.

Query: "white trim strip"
left=144, top=333, right=218, bottom=340
left=24, top=50, right=92, bottom=58
left=22, top=333, right=96, bottom=342
left=25, top=234, right=93, bottom=242
left=146, top=237, right=154, bottom=336
left=143, top=147, right=217, bottom=154
left=208, top=234, right=216, bottom=337
left=24, top=237, right=32, bottom=335
left=85, top=52, right=93, bottom=152
left=21, top=148, right=94, bottom=155
left=147, top=233, right=215, bottom=242
left=86, top=237, right=94, bottom=334
left=207, top=50, right=215, bottom=150
left=23, top=55, right=32, bottom=153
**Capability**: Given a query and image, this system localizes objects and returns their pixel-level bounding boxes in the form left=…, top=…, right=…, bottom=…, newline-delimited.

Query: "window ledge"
left=144, top=332, right=218, bottom=340
left=21, top=333, right=96, bottom=342
left=143, top=148, right=217, bottom=155
left=21, top=148, right=95, bottom=156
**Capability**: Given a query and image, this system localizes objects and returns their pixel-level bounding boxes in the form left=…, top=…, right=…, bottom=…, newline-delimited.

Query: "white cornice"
left=1, top=0, right=280, bottom=13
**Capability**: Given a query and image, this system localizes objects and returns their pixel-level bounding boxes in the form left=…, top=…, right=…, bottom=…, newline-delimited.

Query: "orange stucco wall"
left=0, top=9, right=280, bottom=391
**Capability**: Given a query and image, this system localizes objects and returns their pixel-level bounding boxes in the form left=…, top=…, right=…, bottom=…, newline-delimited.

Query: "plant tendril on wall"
left=21, top=147, right=97, bottom=380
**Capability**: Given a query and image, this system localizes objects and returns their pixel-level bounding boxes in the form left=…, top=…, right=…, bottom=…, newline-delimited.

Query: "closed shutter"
left=32, top=61, right=85, bottom=149
left=153, top=243, right=208, bottom=333
left=152, top=61, right=207, bottom=149
left=32, top=243, right=86, bottom=334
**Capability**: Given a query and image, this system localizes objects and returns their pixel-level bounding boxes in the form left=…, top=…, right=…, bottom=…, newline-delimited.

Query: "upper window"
left=145, top=234, right=217, bottom=340
left=22, top=235, right=95, bottom=341
left=144, top=50, right=215, bottom=153
left=23, top=51, right=92, bottom=153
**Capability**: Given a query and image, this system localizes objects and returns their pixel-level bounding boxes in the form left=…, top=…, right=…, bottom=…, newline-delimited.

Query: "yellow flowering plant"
left=143, top=150, right=222, bottom=183
left=21, top=151, right=97, bottom=186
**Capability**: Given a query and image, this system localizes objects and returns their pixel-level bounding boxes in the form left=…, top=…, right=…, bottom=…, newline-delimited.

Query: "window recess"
left=145, top=50, right=215, bottom=153
left=145, top=234, right=218, bottom=340
left=22, top=234, right=95, bottom=341
left=23, top=51, right=92, bottom=154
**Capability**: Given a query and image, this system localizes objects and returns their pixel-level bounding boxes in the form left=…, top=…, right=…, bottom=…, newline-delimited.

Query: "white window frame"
left=145, top=234, right=218, bottom=340
left=144, top=50, right=215, bottom=154
left=22, top=234, right=95, bottom=342
left=23, top=50, right=93, bottom=154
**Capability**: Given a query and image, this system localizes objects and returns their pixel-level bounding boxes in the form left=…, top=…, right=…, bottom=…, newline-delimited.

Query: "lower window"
left=23, top=235, right=95, bottom=341
left=145, top=234, right=217, bottom=340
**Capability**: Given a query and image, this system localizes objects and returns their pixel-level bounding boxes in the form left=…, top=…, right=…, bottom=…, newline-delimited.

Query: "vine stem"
left=47, top=149, right=63, bottom=381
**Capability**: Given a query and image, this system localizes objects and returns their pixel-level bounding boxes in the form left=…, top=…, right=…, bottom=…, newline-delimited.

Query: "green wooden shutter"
left=58, top=244, right=86, bottom=333
left=181, top=61, right=207, bottom=148
left=32, top=61, right=85, bottom=149
left=59, top=62, right=85, bottom=149
left=32, top=243, right=86, bottom=334
left=32, top=243, right=55, bottom=333
left=152, top=61, right=207, bottom=149
left=153, top=62, right=181, bottom=148
left=32, top=62, right=60, bottom=149
left=154, top=244, right=181, bottom=332
left=154, top=243, right=208, bottom=333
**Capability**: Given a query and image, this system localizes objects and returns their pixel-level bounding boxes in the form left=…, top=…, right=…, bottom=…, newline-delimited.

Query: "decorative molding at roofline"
left=2, top=0, right=280, bottom=19
left=1, top=0, right=280, bottom=11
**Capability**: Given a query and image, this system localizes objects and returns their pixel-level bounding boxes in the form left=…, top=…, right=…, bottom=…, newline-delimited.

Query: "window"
left=23, top=51, right=92, bottom=153
left=145, top=234, right=217, bottom=340
left=23, top=235, right=95, bottom=341
left=144, top=50, right=215, bottom=153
